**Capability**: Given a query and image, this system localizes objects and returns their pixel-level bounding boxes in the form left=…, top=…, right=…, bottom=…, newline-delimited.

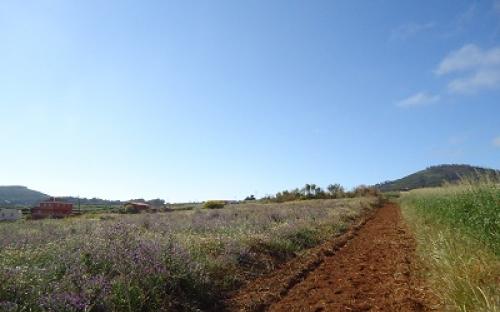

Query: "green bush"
left=203, top=201, right=226, bottom=209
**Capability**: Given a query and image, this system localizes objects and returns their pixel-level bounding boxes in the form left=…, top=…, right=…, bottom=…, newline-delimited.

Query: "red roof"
left=125, top=202, right=150, bottom=208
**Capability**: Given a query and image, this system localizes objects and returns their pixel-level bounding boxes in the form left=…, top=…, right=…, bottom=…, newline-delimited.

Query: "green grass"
left=400, top=180, right=500, bottom=311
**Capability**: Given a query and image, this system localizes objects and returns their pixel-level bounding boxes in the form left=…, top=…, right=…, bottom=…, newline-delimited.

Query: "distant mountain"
left=0, top=186, right=164, bottom=208
left=375, top=164, right=500, bottom=192
left=0, top=186, right=49, bottom=207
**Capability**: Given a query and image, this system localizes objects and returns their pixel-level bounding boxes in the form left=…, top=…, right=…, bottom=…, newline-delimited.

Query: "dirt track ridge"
left=226, top=203, right=432, bottom=312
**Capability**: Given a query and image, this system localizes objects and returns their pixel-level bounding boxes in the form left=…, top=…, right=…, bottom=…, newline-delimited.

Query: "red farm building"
left=31, top=197, right=73, bottom=219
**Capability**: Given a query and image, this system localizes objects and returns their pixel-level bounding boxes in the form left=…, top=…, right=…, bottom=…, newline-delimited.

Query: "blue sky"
left=1, top=1, right=499, bottom=202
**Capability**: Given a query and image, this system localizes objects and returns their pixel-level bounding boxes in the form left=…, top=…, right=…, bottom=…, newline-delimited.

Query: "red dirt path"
left=227, top=203, right=432, bottom=312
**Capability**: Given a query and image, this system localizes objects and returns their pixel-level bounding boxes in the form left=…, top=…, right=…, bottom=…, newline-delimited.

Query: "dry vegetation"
left=0, top=197, right=378, bottom=311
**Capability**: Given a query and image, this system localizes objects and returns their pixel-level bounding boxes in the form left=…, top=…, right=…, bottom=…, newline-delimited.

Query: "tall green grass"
left=400, top=180, right=500, bottom=311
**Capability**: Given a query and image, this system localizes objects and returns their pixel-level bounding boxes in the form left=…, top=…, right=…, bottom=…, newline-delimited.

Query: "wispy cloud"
left=448, top=69, right=500, bottom=93
left=396, top=92, right=440, bottom=108
left=397, top=44, right=500, bottom=108
left=390, top=22, right=435, bottom=40
left=435, top=44, right=500, bottom=94
left=493, top=136, right=500, bottom=147
left=436, top=44, right=500, bottom=75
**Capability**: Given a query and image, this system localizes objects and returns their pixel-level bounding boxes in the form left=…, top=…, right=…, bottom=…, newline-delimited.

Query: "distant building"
left=123, top=202, right=151, bottom=212
left=31, top=197, right=73, bottom=219
left=0, top=208, right=22, bottom=221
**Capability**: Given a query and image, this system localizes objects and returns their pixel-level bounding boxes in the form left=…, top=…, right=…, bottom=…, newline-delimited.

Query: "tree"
left=310, top=184, right=317, bottom=197
left=244, top=195, right=256, bottom=201
left=353, top=185, right=379, bottom=197
left=315, top=187, right=326, bottom=199
left=147, top=198, right=165, bottom=207
left=327, top=184, right=345, bottom=198
left=304, top=184, right=311, bottom=197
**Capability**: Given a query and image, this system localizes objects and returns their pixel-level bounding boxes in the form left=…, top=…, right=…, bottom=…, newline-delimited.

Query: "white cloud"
left=396, top=92, right=440, bottom=108
left=435, top=44, right=500, bottom=94
left=390, top=22, right=435, bottom=40
left=493, top=136, right=500, bottom=147
left=448, top=69, right=500, bottom=93
left=436, top=44, right=500, bottom=75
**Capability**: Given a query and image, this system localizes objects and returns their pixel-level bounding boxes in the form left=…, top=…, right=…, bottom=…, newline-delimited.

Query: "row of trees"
left=273, top=183, right=345, bottom=202
left=254, top=183, right=378, bottom=203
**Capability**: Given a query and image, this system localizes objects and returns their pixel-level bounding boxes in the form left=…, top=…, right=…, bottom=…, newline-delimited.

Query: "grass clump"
left=400, top=179, right=500, bottom=311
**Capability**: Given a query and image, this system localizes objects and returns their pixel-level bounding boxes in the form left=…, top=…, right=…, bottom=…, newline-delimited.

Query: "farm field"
left=0, top=197, right=378, bottom=311
left=2, top=0, right=499, bottom=310
left=1, top=178, right=498, bottom=312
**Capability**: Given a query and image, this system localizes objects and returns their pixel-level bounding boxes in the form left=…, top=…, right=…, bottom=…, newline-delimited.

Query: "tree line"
left=247, top=183, right=379, bottom=203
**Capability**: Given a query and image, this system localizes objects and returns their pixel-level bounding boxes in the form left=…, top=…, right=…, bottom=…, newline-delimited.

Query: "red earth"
left=226, top=203, right=435, bottom=312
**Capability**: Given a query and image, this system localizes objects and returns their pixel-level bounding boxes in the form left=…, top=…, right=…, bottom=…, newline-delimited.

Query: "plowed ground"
left=226, top=203, right=433, bottom=311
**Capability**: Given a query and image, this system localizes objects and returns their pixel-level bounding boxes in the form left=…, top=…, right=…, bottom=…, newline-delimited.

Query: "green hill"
left=0, top=186, right=49, bottom=207
left=0, top=186, right=147, bottom=208
left=375, top=164, right=500, bottom=192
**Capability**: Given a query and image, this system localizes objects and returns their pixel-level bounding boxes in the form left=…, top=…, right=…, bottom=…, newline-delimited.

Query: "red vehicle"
left=31, top=197, right=73, bottom=219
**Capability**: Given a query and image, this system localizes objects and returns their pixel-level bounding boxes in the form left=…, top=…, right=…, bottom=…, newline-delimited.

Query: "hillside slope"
left=375, top=164, right=499, bottom=192
left=0, top=186, right=49, bottom=206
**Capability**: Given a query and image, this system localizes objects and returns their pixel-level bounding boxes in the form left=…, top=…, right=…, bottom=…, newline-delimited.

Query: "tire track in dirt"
left=227, top=203, right=432, bottom=311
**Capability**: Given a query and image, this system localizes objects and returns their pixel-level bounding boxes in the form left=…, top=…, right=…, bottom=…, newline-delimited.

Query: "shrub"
left=353, top=185, right=380, bottom=197
left=120, top=206, right=140, bottom=214
left=203, top=201, right=226, bottom=209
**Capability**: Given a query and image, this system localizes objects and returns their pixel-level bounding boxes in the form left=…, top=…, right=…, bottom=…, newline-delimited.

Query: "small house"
left=0, top=208, right=22, bottom=221
left=31, top=197, right=73, bottom=219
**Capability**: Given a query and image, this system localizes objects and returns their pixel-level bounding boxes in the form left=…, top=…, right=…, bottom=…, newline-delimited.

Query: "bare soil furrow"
left=227, top=203, right=433, bottom=312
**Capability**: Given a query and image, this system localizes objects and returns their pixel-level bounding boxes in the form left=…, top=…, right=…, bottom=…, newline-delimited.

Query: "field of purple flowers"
left=0, top=197, right=377, bottom=311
